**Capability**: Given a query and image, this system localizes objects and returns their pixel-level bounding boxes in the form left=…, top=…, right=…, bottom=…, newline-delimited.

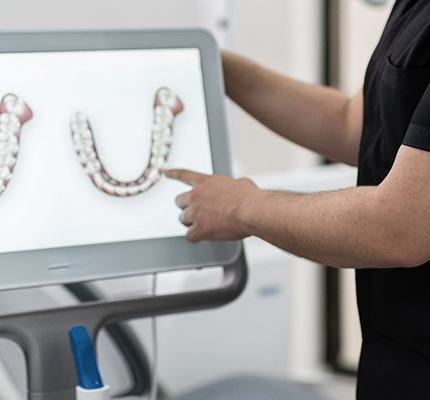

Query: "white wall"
left=228, top=0, right=322, bottom=176
left=0, top=0, right=228, bottom=42
left=338, top=0, right=394, bottom=95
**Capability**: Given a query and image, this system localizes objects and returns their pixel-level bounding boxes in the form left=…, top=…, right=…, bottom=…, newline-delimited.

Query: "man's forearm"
left=223, top=50, right=362, bottom=166
left=165, top=146, right=430, bottom=268
left=239, top=186, right=415, bottom=268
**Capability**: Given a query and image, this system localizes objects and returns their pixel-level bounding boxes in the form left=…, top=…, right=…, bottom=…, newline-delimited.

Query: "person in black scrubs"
left=163, top=1, right=430, bottom=398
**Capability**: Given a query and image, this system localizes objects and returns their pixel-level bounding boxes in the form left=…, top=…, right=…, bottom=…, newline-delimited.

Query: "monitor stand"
left=0, top=251, right=247, bottom=400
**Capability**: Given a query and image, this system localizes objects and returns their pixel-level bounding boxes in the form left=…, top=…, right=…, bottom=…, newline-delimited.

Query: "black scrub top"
left=357, top=1, right=430, bottom=399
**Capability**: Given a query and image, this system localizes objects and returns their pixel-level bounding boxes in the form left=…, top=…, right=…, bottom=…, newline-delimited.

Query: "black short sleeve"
left=403, top=83, right=430, bottom=151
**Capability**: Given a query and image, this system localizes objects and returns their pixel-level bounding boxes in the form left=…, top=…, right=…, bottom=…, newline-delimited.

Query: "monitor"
left=0, top=30, right=241, bottom=290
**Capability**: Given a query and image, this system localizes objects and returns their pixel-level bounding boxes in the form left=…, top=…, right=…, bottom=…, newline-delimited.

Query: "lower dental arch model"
left=0, top=88, right=182, bottom=198
left=70, top=87, right=184, bottom=197
left=0, top=94, right=33, bottom=196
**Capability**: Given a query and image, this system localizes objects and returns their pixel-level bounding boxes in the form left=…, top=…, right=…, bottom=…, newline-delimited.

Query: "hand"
left=163, top=169, right=260, bottom=242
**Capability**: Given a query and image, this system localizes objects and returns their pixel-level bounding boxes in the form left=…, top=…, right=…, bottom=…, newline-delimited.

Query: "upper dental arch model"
left=0, top=88, right=183, bottom=198
left=70, top=87, right=184, bottom=197
left=0, top=94, right=33, bottom=196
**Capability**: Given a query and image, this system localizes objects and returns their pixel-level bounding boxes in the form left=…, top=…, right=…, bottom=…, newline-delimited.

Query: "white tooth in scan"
left=0, top=166, right=11, bottom=180
left=4, top=155, right=15, bottom=167
left=71, top=121, right=88, bottom=132
left=3, top=94, right=25, bottom=116
left=138, top=180, right=152, bottom=192
left=153, top=126, right=172, bottom=145
left=92, top=173, right=104, bottom=185
left=85, top=164, right=98, bottom=175
left=8, top=136, right=18, bottom=145
left=126, top=186, right=140, bottom=196
left=154, top=105, right=174, bottom=125
left=150, top=156, right=164, bottom=168
left=0, top=93, right=32, bottom=197
left=81, top=129, right=92, bottom=139
left=114, top=186, right=128, bottom=196
left=152, top=144, right=169, bottom=157
left=75, top=112, right=88, bottom=122
left=0, top=114, right=20, bottom=133
left=147, top=168, right=160, bottom=183
left=10, top=144, right=19, bottom=155
left=158, top=88, right=178, bottom=108
left=71, top=87, right=184, bottom=197
left=84, top=149, right=97, bottom=161
left=79, top=153, right=88, bottom=165
left=89, top=161, right=101, bottom=174
left=101, top=181, right=116, bottom=194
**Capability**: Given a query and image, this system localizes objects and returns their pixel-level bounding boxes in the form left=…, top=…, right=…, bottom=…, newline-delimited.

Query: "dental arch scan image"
left=0, top=48, right=213, bottom=254
left=70, top=86, right=184, bottom=197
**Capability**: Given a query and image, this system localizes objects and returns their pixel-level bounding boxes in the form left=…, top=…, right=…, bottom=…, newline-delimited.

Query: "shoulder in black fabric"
left=388, top=1, right=430, bottom=68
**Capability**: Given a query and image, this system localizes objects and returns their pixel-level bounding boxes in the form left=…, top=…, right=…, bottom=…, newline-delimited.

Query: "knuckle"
left=239, top=177, right=251, bottom=183
left=239, top=177, right=256, bottom=188
left=190, top=186, right=202, bottom=199
left=188, top=207, right=196, bottom=219
left=186, top=231, right=198, bottom=243
left=192, top=203, right=200, bottom=216
left=179, top=213, right=185, bottom=224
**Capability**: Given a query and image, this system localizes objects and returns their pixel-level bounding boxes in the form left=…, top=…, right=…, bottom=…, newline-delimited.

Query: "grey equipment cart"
left=0, top=249, right=247, bottom=400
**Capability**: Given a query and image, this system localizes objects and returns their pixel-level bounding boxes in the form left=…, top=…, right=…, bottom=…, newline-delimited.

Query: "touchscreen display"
left=0, top=48, right=213, bottom=253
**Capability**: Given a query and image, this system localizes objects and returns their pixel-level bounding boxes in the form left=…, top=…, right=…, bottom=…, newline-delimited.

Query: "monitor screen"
left=0, top=48, right=213, bottom=254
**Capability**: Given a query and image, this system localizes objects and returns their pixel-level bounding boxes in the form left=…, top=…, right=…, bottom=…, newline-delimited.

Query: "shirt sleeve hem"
left=402, top=123, right=430, bottom=152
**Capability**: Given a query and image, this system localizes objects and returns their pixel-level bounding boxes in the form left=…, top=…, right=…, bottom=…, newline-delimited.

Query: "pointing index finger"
left=163, top=168, right=208, bottom=186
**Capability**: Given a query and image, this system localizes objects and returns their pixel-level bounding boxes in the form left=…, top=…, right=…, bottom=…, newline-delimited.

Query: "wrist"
left=237, top=187, right=269, bottom=236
